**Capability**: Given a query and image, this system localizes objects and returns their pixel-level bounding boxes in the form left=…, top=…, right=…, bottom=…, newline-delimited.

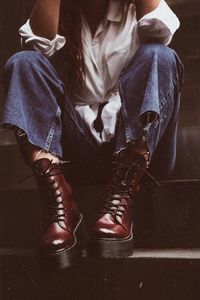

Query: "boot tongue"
left=32, top=158, right=59, bottom=176
left=113, top=150, right=146, bottom=192
left=119, top=148, right=145, bottom=165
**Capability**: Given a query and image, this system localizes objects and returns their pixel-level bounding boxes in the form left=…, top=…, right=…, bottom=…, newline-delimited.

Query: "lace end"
left=17, top=174, right=34, bottom=185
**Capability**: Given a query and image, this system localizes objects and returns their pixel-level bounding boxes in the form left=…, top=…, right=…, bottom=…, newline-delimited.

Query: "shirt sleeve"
left=137, top=0, right=180, bottom=45
left=19, top=19, right=66, bottom=57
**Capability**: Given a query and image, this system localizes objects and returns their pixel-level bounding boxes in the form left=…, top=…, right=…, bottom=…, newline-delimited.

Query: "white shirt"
left=19, top=0, right=180, bottom=144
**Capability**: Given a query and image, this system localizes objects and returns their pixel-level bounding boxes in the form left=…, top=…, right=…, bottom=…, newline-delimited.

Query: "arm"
left=135, top=0, right=180, bottom=45
left=135, top=0, right=161, bottom=20
left=30, top=0, right=61, bottom=40
left=19, top=0, right=66, bottom=57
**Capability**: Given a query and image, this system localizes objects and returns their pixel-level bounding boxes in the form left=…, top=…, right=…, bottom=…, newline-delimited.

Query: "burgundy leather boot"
left=88, top=149, right=148, bottom=258
left=32, top=158, right=83, bottom=269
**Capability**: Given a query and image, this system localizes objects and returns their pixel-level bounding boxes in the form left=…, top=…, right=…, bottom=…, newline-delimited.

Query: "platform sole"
left=87, top=228, right=134, bottom=258
left=38, top=216, right=84, bottom=270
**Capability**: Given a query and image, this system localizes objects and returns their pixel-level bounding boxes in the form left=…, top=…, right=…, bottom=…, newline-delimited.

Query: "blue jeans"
left=0, top=44, right=183, bottom=183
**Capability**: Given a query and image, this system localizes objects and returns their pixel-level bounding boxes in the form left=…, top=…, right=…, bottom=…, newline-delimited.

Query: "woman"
left=1, top=0, right=183, bottom=268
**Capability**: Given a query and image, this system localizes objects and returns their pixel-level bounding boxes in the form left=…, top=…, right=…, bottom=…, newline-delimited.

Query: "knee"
left=137, top=44, right=175, bottom=64
left=136, top=44, right=183, bottom=80
left=4, top=50, right=44, bottom=75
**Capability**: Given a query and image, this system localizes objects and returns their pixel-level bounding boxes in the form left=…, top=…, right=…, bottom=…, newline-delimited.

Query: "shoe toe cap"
left=40, top=227, right=75, bottom=252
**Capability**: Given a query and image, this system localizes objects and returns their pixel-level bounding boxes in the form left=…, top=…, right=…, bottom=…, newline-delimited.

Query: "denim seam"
left=159, top=79, right=177, bottom=112
left=44, top=107, right=61, bottom=152
left=118, top=81, right=134, bottom=143
left=146, top=78, right=179, bottom=159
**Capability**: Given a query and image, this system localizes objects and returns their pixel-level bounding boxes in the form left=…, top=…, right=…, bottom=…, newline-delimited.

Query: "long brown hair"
left=59, top=0, right=132, bottom=98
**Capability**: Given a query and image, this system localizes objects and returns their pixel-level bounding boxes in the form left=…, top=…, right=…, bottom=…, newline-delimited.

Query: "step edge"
left=1, top=248, right=200, bottom=260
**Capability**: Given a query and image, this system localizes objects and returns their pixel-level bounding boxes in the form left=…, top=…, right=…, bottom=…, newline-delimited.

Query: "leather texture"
left=91, top=150, right=148, bottom=241
left=32, top=158, right=81, bottom=253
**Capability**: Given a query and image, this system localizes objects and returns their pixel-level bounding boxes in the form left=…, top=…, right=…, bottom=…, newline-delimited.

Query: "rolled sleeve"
left=137, top=0, right=180, bottom=45
left=19, top=19, right=66, bottom=57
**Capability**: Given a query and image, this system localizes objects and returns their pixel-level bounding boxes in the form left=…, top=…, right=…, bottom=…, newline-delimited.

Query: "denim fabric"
left=116, top=44, right=183, bottom=177
left=1, top=51, right=64, bottom=157
left=0, top=44, right=183, bottom=182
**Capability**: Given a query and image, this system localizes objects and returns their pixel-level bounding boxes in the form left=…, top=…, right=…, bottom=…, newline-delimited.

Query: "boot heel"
left=87, top=233, right=134, bottom=258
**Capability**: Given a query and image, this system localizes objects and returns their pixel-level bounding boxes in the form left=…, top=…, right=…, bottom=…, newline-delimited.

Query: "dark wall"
left=0, top=1, right=34, bottom=77
left=0, top=0, right=35, bottom=121
left=170, top=4, right=200, bottom=127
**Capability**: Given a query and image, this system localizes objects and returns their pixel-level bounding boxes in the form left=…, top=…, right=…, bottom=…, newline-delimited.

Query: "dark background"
left=1, top=1, right=200, bottom=299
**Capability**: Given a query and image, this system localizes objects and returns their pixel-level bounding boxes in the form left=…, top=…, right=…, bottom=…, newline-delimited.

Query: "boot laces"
left=19, top=160, right=69, bottom=226
left=36, top=160, right=67, bottom=226
left=101, top=155, right=160, bottom=221
left=101, top=159, right=143, bottom=219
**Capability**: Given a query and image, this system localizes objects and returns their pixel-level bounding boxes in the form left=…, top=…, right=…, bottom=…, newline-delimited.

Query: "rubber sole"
left=38, top=216, right=84, bottom=270
left=87, top=226, right=134, bottom=258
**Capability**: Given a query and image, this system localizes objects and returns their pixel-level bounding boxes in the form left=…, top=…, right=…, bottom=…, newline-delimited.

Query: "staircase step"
left=1, top=252, right=200, bottom=300
left=2, top=248, right=200, bottom=260
left=178, top=89, right=200, bottom=127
